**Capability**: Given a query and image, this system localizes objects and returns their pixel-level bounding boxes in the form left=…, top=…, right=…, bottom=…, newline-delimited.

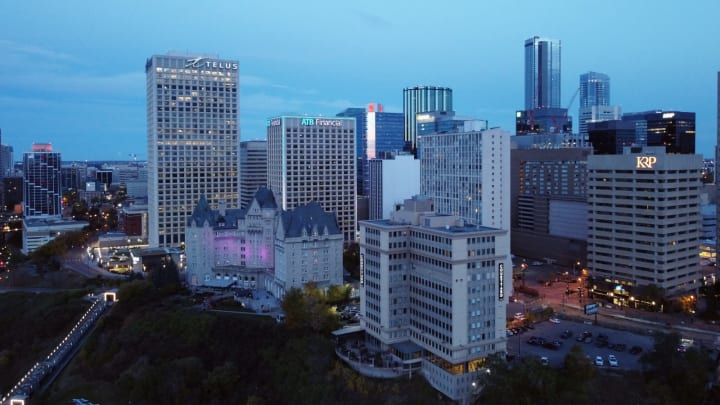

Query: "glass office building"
left=622, top=110, right=696, bottom=154
left=23, top=143, right=62, bottom=218
left=524, top=36, right=561, bottom=110
left=579, top=71, right=610, bottom=108
left=403, top=86, right=452, bottom=152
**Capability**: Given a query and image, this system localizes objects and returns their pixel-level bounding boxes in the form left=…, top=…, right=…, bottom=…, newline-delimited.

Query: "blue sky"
left=1, top=0, right=719, bottom=161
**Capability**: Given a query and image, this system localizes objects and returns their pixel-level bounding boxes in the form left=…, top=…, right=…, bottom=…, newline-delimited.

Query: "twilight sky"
left=1, top=0, right=719, bottom=161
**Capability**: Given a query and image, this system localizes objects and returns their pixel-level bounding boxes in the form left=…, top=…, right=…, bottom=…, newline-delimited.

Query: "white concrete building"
left=359, top=196, right=511, bottom=402
left=587, top=146, right=703, bottom=296
left=368, top=153, right=420, bottom=220
left=23, top=217, right=88, bottom=255
left=146, top=53, right=240, bottom=247
left=419, top=127, right=510, bottom=231
left=267, top=116, right=357, bottom=242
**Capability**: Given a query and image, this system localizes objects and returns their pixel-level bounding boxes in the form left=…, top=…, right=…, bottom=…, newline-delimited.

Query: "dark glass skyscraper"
left=23, top=143, right=62, bottom=217
left=622, top=110, right=696, bottom=154
left=403, top=86, right=452, bottom=152
left=524, top=36, right=561, bottom=110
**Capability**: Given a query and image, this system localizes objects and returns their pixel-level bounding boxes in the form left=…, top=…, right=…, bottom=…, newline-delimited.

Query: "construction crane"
left=566, top=87, right=580, bottom=111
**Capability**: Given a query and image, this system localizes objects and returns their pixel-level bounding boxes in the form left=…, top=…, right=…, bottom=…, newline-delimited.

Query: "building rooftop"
left=362, top=219, right=499, bottom=234
left=280, top=201, right=341, bottom=238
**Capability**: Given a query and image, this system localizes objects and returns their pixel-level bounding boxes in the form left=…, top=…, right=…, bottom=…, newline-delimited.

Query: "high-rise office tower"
left=0, top=144, right=13, bottom=177
left=518, top=37, right=570, bottom=135
left=587, top=146, right=702, bottom=296
left=419, top=126, right=510, bottom=230
left=266, top=115, right=357, bottom=242
left=579, top=71, right=610, bottom=108
left=23, top=143, right=62, bottom=217
left=622, top=110, right=696, bottom=154
left=578, top=72, right=621, bottom=138
left=146, top=53, right=240, bottom=247
left=337, top=104, right=404, bottom=196
left=239, top=140, right=267, bottom=209
left=403, top=86, right=452, bottom=152
left=524, top=36, right=561, bottom=110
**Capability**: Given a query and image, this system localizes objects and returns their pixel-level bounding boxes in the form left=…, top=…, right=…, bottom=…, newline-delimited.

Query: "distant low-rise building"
left=22, top=217, right=88, bottom=254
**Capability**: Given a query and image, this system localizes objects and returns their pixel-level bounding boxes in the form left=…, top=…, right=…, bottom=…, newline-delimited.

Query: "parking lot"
left=507, top=317, right=654, bottom=369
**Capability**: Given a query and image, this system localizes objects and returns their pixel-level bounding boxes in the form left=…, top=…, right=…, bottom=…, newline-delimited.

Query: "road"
left=62, top=247, right=126, bottom=280
left=512, top=261, right=720, bottom=349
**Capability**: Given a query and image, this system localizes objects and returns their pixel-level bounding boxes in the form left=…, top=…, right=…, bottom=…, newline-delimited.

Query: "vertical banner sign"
left=498, top=262, right=505, bottom=300
left=360, top=253, right=365, bottom=286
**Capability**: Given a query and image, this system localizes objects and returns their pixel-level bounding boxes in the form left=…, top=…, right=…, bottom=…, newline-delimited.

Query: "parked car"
left=608, top=354, right=618, bottom=367
left=549, top=317, right=561, bottom=324
left=540, top=356, right=549, bottom=366
left=614, top=343, right=627, bottom=352
left=560, top=330, right=573, bottom=339
left=629, top=346, right=643, bottom=355
left=594, top=355, right=604, bottom=366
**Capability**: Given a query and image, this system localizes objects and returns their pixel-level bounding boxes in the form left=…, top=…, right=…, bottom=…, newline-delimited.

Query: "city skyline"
left=1, top=0, right=720, bottom=160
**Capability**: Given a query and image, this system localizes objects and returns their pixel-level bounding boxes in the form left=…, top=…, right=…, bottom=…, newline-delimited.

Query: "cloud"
left=0, top=71, right=145, bottom=100
left=240, top=74, right=319, bottom=96
left=0, top=39, right=80, bottom=63
left=351, top=10, right=393, bottom=29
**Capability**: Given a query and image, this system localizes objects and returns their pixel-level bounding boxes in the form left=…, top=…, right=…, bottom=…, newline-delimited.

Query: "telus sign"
left=185, top=57, right=238, bottom=70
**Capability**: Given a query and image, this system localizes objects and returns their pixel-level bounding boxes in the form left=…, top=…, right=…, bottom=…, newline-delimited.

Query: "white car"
left=549, top=317, right=560, bottom=324
left=607, top=354, right=618, bottom=367
left=594, top=355, right=604, bottom=366
left=540, top=356, right=549, bottom=366
left=514, top=312, right=525, bottom=320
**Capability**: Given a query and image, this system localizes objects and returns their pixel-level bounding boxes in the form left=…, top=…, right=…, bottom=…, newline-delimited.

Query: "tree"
left=343, top=242, right=360, bottom=279
left=148, top=256, right=180, bottom=290
left=326, top=284, right=351, bottom=305
left=640, top=332, right=714, bottom=404
left=558, top=344, right=594, bottom=403
left=280, top=284, right=340, bottom=333
left=476, top=352, right=560, bottom=405
left=281, top=287, right=307, bottom=330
